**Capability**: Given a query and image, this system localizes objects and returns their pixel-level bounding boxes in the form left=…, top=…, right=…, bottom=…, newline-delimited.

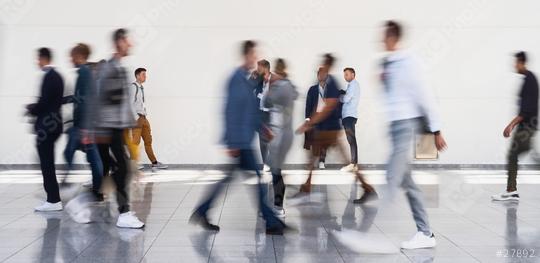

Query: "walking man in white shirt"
left=340, top=68, right=361, bottom=172
left=131, top=68, right=168, bottom=171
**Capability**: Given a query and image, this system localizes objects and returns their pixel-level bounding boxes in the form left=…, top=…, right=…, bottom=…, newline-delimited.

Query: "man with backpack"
left=130, top=68, right=168, bottom=171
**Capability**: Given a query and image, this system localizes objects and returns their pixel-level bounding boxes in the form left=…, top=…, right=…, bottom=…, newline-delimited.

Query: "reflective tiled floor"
left=1, top=169, right=540, bottom=263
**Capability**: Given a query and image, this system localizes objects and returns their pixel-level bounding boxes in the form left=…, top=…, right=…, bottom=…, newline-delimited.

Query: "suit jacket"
left=223, top=67, right=260, bottom=150
left=29, top=67, right=64, bottom=135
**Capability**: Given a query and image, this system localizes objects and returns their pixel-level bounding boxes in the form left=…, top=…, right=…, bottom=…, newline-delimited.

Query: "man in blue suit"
left=190, top=40, right=288, bottom=235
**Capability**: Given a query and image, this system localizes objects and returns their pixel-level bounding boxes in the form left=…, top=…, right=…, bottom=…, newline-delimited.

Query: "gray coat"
left=264, top=78, right=298, bottom=169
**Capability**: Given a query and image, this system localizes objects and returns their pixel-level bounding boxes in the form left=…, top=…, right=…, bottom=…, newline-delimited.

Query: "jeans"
left=386, top=118, right=430, bottom=235
left=64, top=127, right=103, bottom=192
left=195, top=149, right=282, bottom=229
left=342, top=117, right=358, bottom=164
left=507, top=126, right=535, bottom=192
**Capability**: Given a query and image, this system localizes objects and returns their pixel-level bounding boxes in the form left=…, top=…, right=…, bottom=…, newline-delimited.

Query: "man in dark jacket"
left=191, top=40, right=288, bottom=235
left=492, top=51, right=539, bottom=202
left=27, top=48, right=64, bottom=212
left=294, top=65, right=376, bottom=205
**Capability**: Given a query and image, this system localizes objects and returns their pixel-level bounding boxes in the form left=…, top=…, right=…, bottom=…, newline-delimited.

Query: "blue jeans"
left=195, top=149, right=282, bottom=229
left=64, top=127, right=103, bottom=192
left=386, top=118, right=431, bottom=235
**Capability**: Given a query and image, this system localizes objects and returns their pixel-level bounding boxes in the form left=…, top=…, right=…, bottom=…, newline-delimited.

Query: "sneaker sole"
left=116, top=224, right=145, bottom=229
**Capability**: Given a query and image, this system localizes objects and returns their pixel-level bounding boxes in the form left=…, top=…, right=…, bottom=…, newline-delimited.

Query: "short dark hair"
left=515, top=51, right=527, bottom=64
left=242, top=40, right=257, bottom=56
left=385, top=20, right=402, bottom=39
left=113, top=28, right=128, bottom=43
left=71, top=43, right=91, bottom=60
left=38, top=47, right=52, bottom=61
left=134, top=68, right=147, bottom=77
left=257, top=59, right=270, bottom=69
left=323, top=53, right=335, bottom=68
left=343, top=67, right=355, bottom=74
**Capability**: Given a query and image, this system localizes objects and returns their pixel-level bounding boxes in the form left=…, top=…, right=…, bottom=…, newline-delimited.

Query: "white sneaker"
left=65, top=198, right=91, bottom=224
left=116, top=211, right=145, bottom=229
left=491, top=191, right=520, bottom=201
left=401, top=232, right=436, bottom=249
left=274, top=207, right=286, bottom=218
left=319, top=162, right=326, bottom=169
left=263, top=164, right=271, bottom=172
left=35, top=201, right=63, bottom=212
left=151, top=162, right=168, bottom=169
left=137, top=164, right=144, bottom=170
left=340, top=164, right=358, bottom=172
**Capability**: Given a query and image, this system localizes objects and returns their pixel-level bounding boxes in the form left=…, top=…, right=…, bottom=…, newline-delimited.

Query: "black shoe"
left=353, top=190, right=378, bottom=204
left=92, top=190, right=105, bottom=202
left=265, top=227, right=284, bottom=235
left=189, top=212, right=220, bottom=232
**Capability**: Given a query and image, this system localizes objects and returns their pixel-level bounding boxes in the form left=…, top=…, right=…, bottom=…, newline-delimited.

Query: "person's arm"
left=503, top=116, right=524, bottom=138
left=341, top=83, right=356, bottom=104
left=223, top=74, right=246, bottom=154
left=297, top=85, right=339, bottom=134
left=409, top=58, right=447, bottom=151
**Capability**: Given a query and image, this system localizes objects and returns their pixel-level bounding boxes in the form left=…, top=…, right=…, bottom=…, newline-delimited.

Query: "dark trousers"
left=64, top=127, right=103, bottom=192
left=271, top=168, right=285, bottom=208
left=37, top=131, right=61, bottom=203
left=507, top=127, right=535, bottom=192
left=258, top=111, right=270, bottom=164
left=99, top=129, right=130, bottom=213
left=195, top=149, right=282, bottom=229
left=342, top=117, right=358, bottom=164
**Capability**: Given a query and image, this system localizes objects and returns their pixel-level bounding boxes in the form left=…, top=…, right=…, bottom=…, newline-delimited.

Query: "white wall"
left=0, top=0, right=539, bottom=165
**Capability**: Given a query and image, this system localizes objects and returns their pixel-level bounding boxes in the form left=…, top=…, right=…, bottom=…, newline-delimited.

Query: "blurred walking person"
left=254, top=60, right=273, bottom=172
left=190, top=40, right=289, bottom=235
left=263, top=58, right=298, bottom=217
left=379, top=21, right=446, bottom=249
left=95, top=28, right=144, bottom=229
left=27, top=48, right=65, bottom=212
left=63, top=43, right=104, bottom=201
left=491, top=51, right=539, bottom=202
left=130, top=68, right=168, bottom=171
left=294, top=65, right=377, bottom=205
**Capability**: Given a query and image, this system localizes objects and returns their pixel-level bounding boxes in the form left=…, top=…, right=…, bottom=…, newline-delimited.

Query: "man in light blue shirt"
left=340, top=67, right=361, bottom=172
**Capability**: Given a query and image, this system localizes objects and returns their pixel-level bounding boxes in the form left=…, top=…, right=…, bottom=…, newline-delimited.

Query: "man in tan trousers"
left=131, top=68, right=168, bottom=171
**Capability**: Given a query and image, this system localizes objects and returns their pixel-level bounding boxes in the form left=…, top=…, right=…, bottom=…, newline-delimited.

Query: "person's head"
left=113, top=28, right=132, bottom=57
left=70, top=43, right=91, bottom=67
left=317, top=67, right=328, bottom=84
left=515, top=51, right=528, bottom=74
left=256, top=59, right=270, bottom=76
left=37, top=47, right=52, bottom=69
left=241, top=40, right=258, bottom=70
left=383, top=20, right=402, bottom=51
left=135, top=68, right=147, bottom=83
left=322, top=53, right=335, bottom=70
left=343, top=67, right=355, bottom=82
left=274, top=58, right=287, bottom=78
